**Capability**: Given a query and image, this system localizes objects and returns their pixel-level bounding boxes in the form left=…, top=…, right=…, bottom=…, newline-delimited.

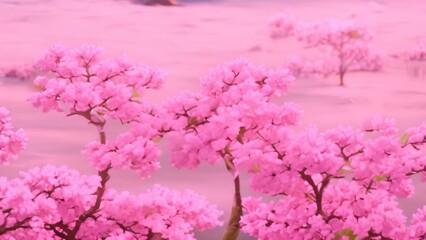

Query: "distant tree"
left=0, top=64, right=36, bottom=81
left=270, top=17, right=383, bottom=86
left=300, top=21, right=383, bottom=86
left=406, top=39, right=426, bottom=77
left=268, top=14, right=297, bottom=39
left=408, top=39, right=426, bottom=62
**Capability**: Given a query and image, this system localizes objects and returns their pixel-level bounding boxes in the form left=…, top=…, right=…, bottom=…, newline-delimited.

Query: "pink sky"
left=1, top=0, right=426, bottom=239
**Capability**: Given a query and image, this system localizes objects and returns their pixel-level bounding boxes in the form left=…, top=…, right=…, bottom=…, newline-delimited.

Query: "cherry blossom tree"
left=237, top=116, right=426, bottom=239
left=270, top=17, right=383, bottom=86
left=406, top=39, right=426, bottom=77
left=268, top=14, right=297, bottom=39
left=0, top=44, right=222, bottom=239
left=2, top=44, right=426, bottom=240
left=162, top=58, right=300, bottom=239
left=408, top=39, right=426, bottom=62
left=161, top=58, right=426, bottom=239
left=295, top=20, right=383, bottom=86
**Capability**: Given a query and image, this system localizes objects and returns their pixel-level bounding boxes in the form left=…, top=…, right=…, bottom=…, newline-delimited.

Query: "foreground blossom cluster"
left=162, top=58, right=300, bottom=238
left=162, top=57, right=426, bottom=239
left=0, top=45, right=222, bottom=239
left=0, top=165, right=222, bottom=239
left=2, top=44, right=426, bottom=240
left=163, top=58, right=298, bottom=170
left=240, top=118, right=426, bottom=239
left=30, top=44, right=164, bottom=124
left=269, top=14, right=383, bottom=86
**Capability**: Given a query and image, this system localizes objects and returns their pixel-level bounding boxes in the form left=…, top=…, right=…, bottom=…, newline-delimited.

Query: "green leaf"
left=337, top=161, right=351, bottom=175
left=33, top=84, right=45, bottom=91
left=401, top=133, right=410, bottom=145
left=334, top=228, right=358, bottom=240
left=337, top=168, right=349, bottom=175
left=152, top=136, right=162, bottom=143
left=348, top=30, right=360, bottom=39
left=132, top=89, right=141, bottom=98
left=188, top=117, right=198, bottom=126
left=374, top=175, right=388, bottom=182
left=251, top=165, right=261, bottom=173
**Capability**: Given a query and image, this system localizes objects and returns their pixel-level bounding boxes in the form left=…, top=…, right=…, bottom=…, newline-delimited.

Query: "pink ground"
left=1, top=0, right=426, bottom=238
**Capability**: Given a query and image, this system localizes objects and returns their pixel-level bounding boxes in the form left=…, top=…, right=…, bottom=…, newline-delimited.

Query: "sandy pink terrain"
left=1, top=0, right=426, bottom=238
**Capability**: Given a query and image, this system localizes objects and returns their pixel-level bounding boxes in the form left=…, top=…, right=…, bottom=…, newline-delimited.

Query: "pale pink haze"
left=1, top=0, right=426, bottom=240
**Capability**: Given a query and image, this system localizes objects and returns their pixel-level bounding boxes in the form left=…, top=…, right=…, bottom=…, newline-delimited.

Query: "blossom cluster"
left=31, top=45, right=168, bottom=175
left=3, top=44, right=426, bottom=239
left=83, top=123, right=162, bottom=178
left=0, top=107, right=27, bottom=165
left=239, top=116, right=426, bottom=239
left=164, top=58, right=300, bottom=171
left=29, top=44, right=164, bottom=128
left=0, top=45, right=223, bottom=239
left=161, top=59, right=426, bottom=239
left=101, top=185, right=223, bottom=240
left=268, top=14, right=297, bottom=38
left=0, top=165, right=222, bottom=239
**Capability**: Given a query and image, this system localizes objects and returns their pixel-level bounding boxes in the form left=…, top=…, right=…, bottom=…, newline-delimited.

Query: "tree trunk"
left=339, top=71, right=345, bottom=87
left=221, top=176, right=242, bottom=240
